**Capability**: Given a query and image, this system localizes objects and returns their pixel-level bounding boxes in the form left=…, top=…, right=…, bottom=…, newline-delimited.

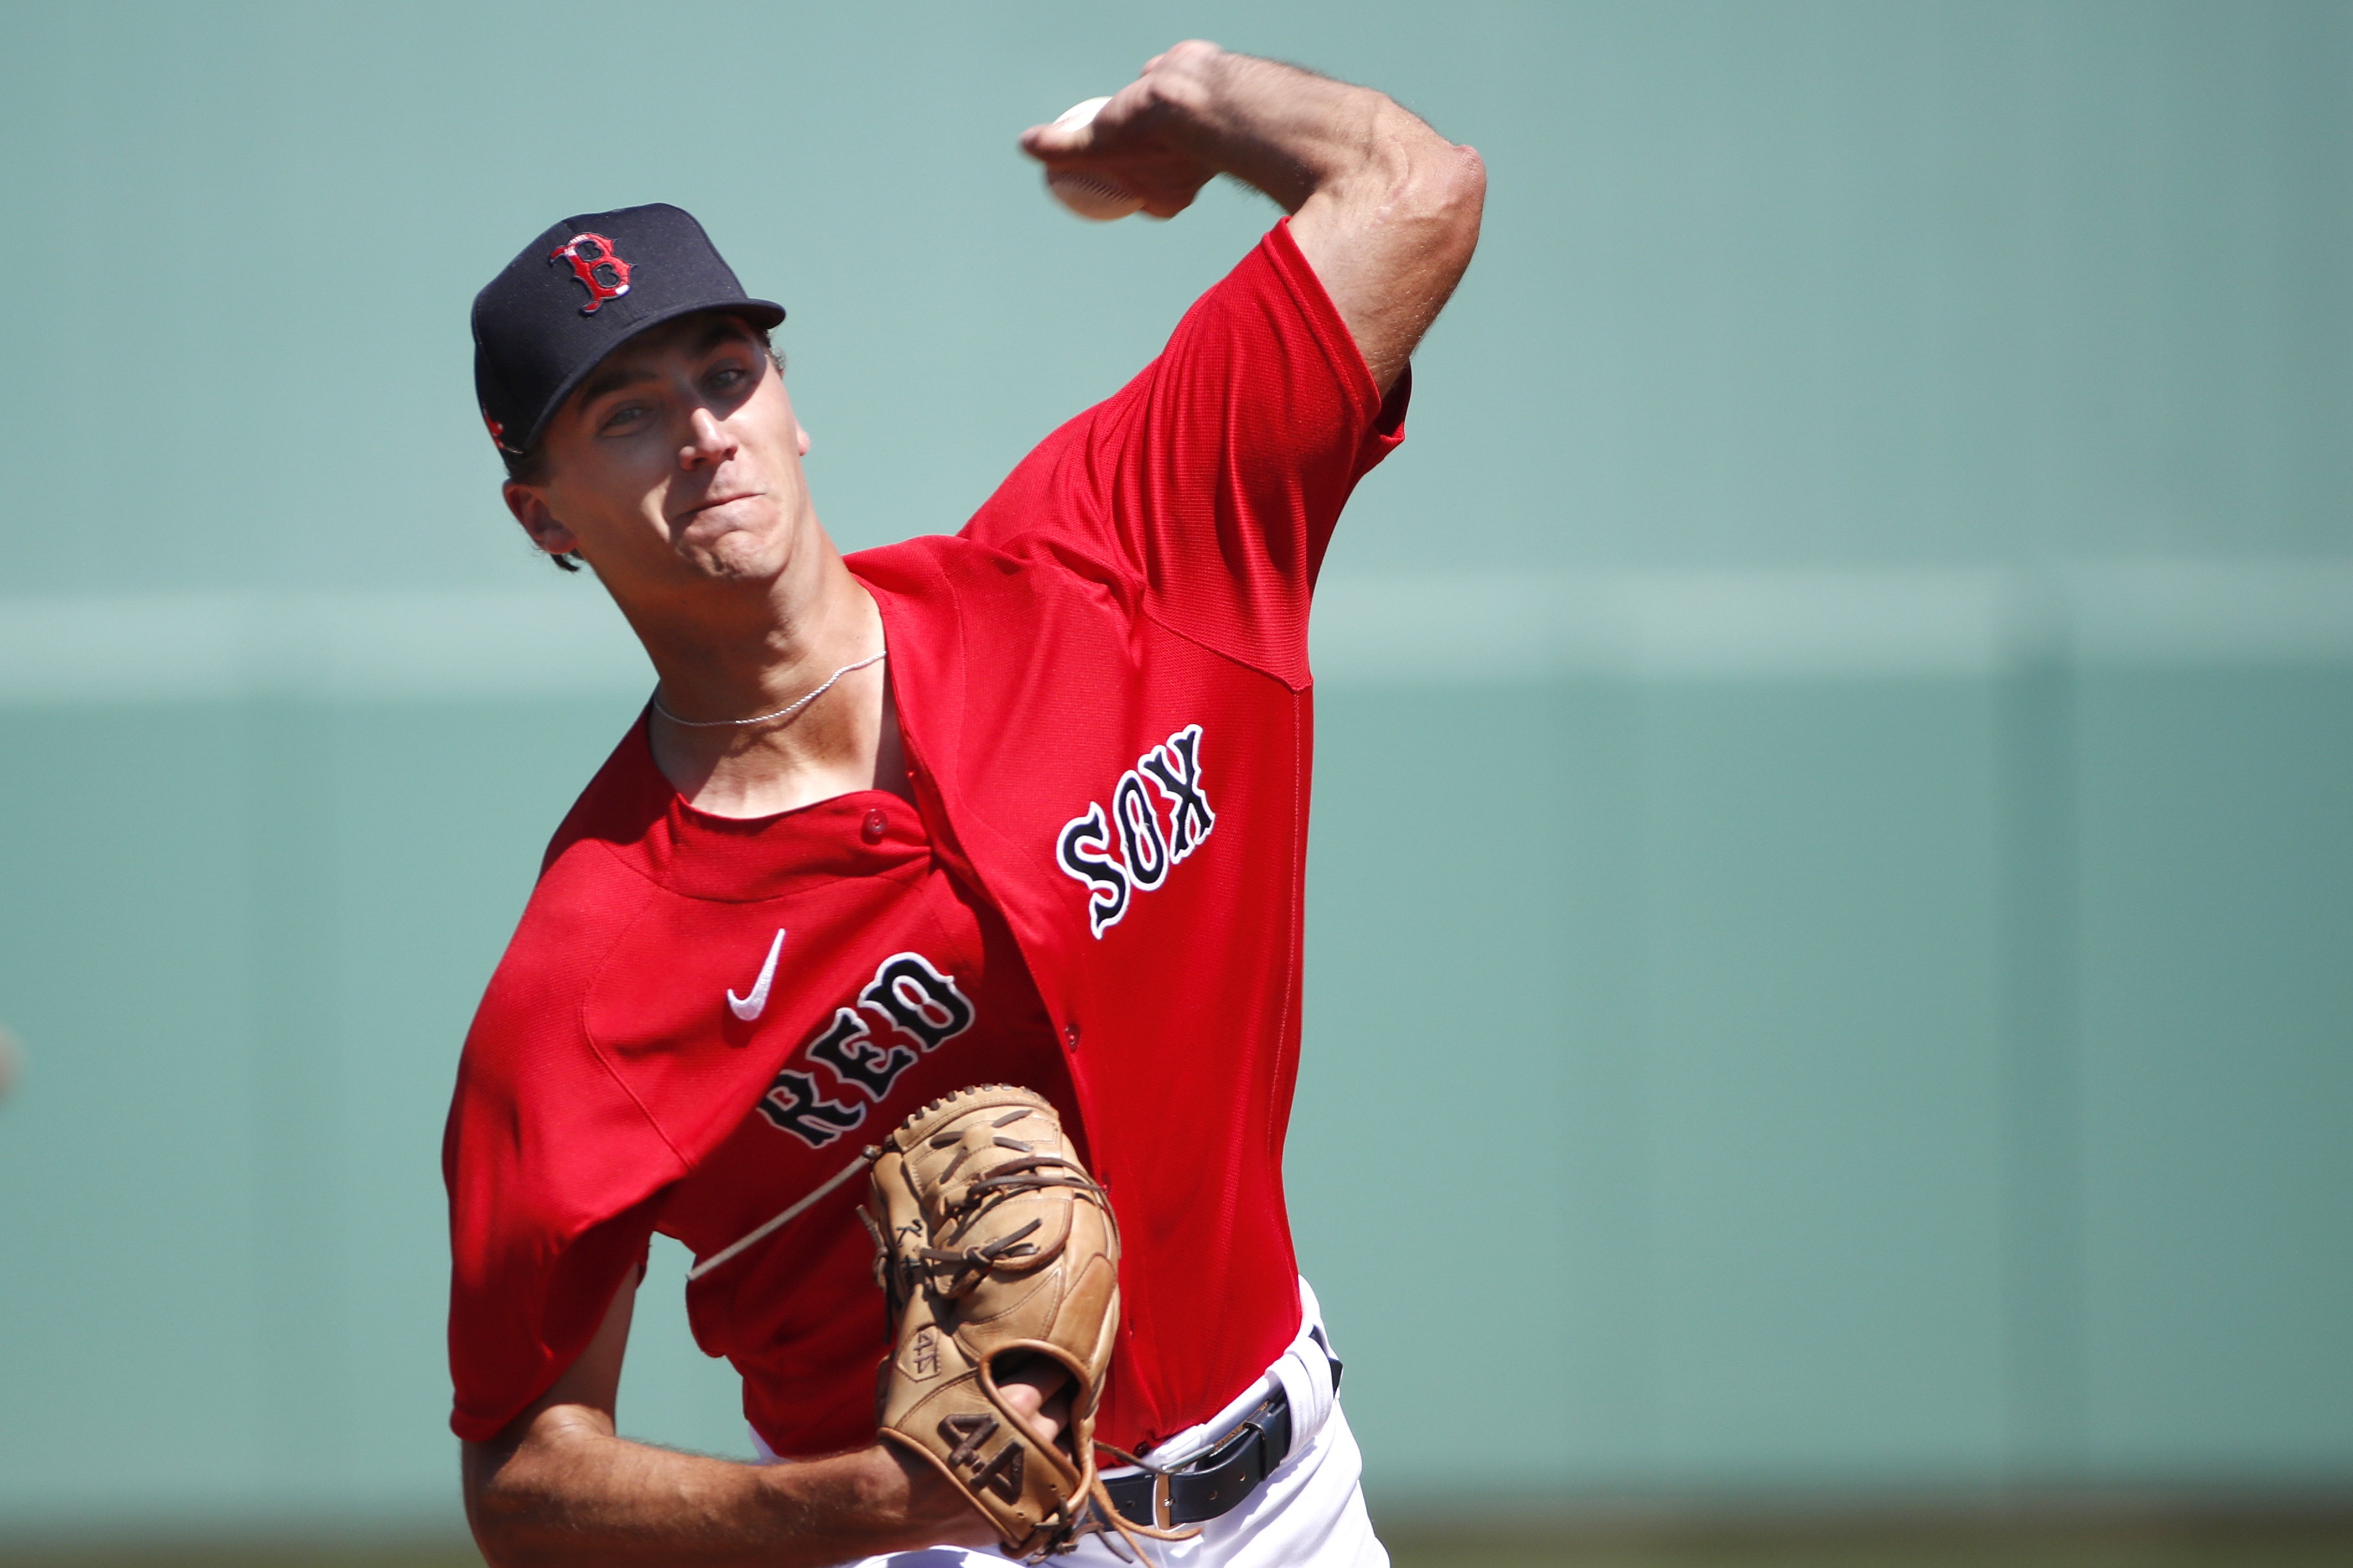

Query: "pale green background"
left=1, top=0, right=2349, bottom=1542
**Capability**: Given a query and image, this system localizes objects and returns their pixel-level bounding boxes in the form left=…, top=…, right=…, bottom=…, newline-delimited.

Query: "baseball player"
left=446, top=41, right=1482, bottom=1568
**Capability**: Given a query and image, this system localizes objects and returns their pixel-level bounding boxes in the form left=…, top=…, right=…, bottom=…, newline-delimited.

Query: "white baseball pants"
left=766, top=1278, right=1387, bottom=1568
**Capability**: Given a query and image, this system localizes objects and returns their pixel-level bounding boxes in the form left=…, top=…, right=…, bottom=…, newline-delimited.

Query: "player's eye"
left=598, top=401, right=650, bottom=433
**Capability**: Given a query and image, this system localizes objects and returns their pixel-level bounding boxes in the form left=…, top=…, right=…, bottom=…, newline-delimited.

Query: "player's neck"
left=637, top=559, right=909, bottom=819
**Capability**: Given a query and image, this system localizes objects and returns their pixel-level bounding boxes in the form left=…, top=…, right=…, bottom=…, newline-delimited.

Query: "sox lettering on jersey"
left=1057, top=723, right=1216, bottom=938
left=756, top=952, right=975, bottom=1146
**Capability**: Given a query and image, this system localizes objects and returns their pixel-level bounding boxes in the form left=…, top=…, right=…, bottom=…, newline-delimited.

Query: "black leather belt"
left=1097, top=1341, right=1342, bottom=1531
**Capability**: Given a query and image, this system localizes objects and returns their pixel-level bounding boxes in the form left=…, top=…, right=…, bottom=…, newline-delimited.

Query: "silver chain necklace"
left=650, top=651, right=886, bottom=729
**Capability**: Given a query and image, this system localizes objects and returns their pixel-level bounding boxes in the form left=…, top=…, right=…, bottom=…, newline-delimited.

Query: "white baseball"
left=1044, top=97, right=1145, bottom=222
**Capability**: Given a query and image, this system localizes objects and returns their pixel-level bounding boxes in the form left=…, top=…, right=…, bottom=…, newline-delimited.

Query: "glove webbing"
left=896, top=1148, right=1114, bottom=1294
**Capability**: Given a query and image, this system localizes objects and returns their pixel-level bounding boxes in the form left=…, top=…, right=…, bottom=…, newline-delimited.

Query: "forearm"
left=1139, top=50, right=1410, bottom=215
left=465, top=1414, right=976, bottom=1568
left=1203, top=52, right=1483, bottom=391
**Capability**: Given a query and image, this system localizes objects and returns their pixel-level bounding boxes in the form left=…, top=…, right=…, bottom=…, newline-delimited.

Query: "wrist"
left=775, top=1440, right=990, bottom=1556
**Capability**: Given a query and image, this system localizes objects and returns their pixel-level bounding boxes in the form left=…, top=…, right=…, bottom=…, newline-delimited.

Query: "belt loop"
left=1152, top=1469, right=1173, bottom=1532
left=1271, top=1346, right=1334, bottom=1460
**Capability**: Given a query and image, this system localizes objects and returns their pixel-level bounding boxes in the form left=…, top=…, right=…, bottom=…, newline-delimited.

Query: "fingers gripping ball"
left=1044, top=98, right=1146, bottom=222
left=860, top=1086, right=1186, bottom=1561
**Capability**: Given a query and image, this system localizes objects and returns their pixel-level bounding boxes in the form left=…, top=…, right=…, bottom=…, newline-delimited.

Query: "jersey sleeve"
left=959, top=219, right=1410, bottom=688
left=442, top=878, right=688, bottom=1445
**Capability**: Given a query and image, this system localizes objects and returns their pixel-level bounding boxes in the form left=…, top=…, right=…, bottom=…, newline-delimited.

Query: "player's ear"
left=504, top=481, right=580, bottom=559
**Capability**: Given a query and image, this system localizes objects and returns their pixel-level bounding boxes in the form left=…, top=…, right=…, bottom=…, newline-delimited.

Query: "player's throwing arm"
left=1021, top=41, right=1484, bottom=394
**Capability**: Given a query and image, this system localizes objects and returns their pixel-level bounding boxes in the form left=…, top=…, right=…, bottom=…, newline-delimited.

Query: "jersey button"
left=860, top=808, right=887, bottom=844
left=1063, top=1022, right=1081, bottom=1051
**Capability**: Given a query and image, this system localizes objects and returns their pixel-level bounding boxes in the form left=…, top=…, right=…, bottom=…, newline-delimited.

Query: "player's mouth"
left=675, top=490, right=766, bottom=525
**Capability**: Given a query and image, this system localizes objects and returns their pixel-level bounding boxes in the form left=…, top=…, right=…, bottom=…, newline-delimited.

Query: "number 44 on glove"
left=860, top=1084, right=1194, bottom=1561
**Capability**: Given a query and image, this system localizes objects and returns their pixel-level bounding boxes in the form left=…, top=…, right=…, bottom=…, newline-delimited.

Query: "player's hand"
left=1019, top=40, right=1231, bottom=219
left=995, top=1353, right=1077, bottom=1455
left=883, top=1356, right=1077, bottom=1551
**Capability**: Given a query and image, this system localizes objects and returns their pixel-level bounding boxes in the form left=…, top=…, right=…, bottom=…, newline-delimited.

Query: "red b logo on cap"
left=549, top=232, right=632, bottom=313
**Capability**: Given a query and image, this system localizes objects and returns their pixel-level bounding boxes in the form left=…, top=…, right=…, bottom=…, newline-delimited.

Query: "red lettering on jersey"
left=548, top=232, right=633, bottom=313
left=756, top=952, right=977, bottom=1147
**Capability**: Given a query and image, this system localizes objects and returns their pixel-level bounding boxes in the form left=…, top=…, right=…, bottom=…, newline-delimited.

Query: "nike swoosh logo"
left=728, top=928, right=787, bottom=1022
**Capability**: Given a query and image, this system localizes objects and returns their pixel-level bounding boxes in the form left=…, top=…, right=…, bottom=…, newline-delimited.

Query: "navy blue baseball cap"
left=471, top=203, right=785, bottom=460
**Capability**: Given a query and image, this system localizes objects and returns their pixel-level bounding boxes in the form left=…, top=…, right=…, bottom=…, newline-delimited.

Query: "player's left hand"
left=1019, top=40, right=1232, bottom=219
left=996, top=1356, right=1076, bottom=1453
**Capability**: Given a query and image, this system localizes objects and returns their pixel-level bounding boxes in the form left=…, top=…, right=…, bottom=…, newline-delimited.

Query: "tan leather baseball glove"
left=860, top=1084, right=1184, bottom=1561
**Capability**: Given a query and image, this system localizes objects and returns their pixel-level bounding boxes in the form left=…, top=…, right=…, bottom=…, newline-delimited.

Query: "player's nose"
left=679, top=406, right=739, bottom=470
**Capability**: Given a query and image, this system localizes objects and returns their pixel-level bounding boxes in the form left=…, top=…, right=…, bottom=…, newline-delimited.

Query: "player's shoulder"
left=466, top=843, right=660, bottom=1045
left=535, top=712, right=673, bottom=878
left=852, top=518, right=1143, bottom=644
left=849, top=526, right=1110, bottom=604
left=457, top=720, right=670, bottom=1066
left=844, top=530, right=969, bottom=591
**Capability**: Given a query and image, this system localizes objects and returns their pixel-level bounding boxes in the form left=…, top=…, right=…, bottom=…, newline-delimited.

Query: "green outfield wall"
left=1, top=0, right=2348, bottom=1538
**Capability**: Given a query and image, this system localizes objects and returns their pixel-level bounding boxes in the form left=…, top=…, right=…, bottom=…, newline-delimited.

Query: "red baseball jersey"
left=444, top=218, right=1409, bottom=1457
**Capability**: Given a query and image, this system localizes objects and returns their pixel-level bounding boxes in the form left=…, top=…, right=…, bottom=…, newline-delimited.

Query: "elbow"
left=463, top=1474, right=522, bottom=1568
left=1428, top=142, right=1486, bottom=261
left=1450, top=144, right=1488, bottom=220
left=1410, top=124, right=1484, bottom=242
left=1383, top=131, right=1485, bottom=284
left=462, top=1437, right=558, bottom=1568
left=468, top=1494, right=559, bottom=1568
left=466, top=1502, right=526, bottom=1568
left=1371, top=100, right=1485, bottom=258
left=469, top=1529, right=525, bottom=1568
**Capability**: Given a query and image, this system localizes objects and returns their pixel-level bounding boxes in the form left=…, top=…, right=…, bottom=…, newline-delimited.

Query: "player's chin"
left=677, top=525, right=789, bottom=585
left=677, top=507, right=785, bottom=562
